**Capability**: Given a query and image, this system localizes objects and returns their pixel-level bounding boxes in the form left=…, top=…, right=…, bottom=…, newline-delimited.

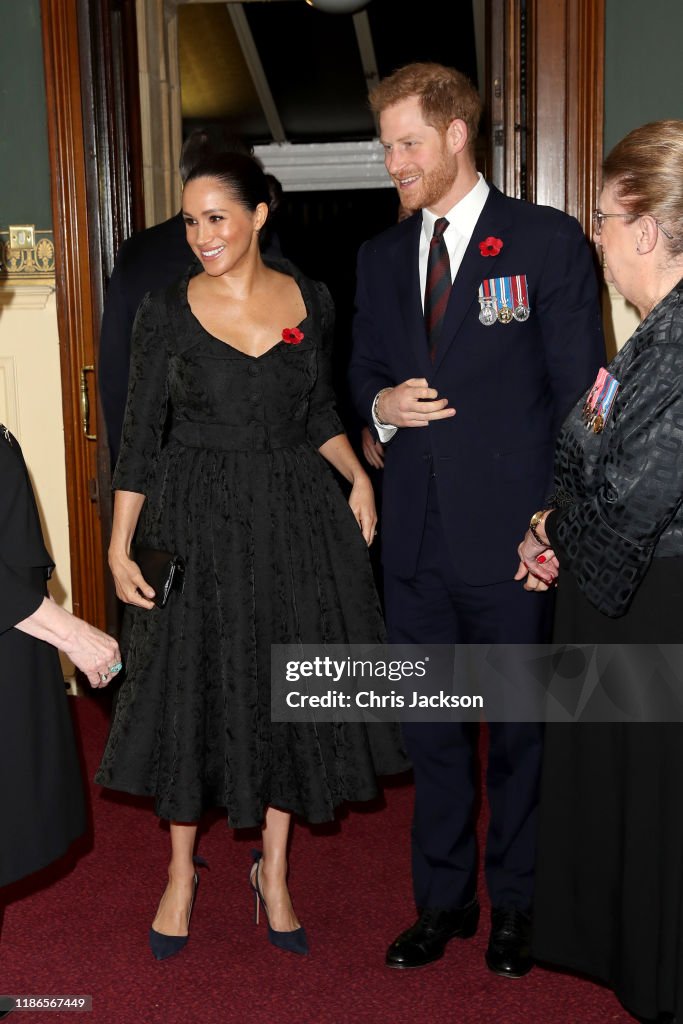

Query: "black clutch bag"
left=135, top=546, right=186, bottom=608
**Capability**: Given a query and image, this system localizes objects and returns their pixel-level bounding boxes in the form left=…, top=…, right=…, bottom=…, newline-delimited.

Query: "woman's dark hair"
left=178, top=128, right=255, bottom=183
left=183, top=152, right=272, bottom=215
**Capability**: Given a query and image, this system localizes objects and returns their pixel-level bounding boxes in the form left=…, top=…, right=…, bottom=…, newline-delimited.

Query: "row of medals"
left=478, top=299, right=530, bottom=326
left=582, top=399, right=608, bottom=434
left=581, top=371, right=618, bottom=435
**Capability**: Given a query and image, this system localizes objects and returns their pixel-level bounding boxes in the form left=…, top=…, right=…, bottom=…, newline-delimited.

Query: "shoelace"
left=492, top=907, right=528, bottom=938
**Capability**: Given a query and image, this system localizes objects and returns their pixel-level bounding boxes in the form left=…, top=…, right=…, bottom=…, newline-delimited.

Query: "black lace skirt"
left=95, top=440, right=409, bottom=825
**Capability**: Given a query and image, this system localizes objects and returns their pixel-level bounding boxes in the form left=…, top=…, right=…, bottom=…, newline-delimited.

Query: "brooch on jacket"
left=1, top=424, right=11, bottom=445
left=478, top=275, right=530, bottom=326
left=582, top=367, right=619, bottom=433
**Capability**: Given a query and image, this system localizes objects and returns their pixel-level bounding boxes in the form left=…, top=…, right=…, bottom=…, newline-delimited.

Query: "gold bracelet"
left=529, top=509, right=549, bottom=545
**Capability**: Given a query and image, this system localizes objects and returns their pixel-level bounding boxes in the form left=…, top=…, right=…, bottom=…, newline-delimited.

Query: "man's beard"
left=397, top=152, right=457, bottom=212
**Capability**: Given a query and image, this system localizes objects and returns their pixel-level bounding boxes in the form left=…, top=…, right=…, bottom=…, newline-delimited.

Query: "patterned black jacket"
left=547, top=277, right=683, bottom=616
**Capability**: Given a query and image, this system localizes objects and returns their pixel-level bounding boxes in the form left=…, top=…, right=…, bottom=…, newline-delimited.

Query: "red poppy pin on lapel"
left=479, top=236, right=504, bottom=257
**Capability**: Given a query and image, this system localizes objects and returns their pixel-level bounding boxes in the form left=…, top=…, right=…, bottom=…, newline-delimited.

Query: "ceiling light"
left=305, top=0, right=371, bottom=13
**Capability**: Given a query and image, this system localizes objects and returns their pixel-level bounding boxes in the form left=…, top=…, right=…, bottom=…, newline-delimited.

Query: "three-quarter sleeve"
left=306, top=281, right=344, bottom=449
left=0, top=559, right=44, bottom=635
left=552, top=343, right=683, bottom=617
left=0, top=432, right=53, bottom=634
left=112, top=292, right=170, bottom=494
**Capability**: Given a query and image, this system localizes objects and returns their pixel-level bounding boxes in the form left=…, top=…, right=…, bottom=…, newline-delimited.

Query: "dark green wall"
left=0, top=0, right=52, bottom=231
left=605, top=0, right=683, bottom=155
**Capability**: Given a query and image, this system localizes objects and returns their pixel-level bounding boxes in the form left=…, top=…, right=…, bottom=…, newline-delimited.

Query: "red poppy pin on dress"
left=282, top=327, right=304, bottom=345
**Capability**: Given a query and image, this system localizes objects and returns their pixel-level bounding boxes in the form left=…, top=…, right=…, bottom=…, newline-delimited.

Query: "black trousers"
left=384, top=484, right=551, bottom=911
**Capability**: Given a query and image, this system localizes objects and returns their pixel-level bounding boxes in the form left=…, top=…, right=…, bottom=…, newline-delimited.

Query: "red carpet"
left=1, top=696, right=633, bottom=1024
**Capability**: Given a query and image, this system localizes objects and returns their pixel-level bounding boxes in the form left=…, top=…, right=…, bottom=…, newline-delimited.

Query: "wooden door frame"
left=78, top=0, right=145, bottom=635
left=41, top=0, right=144, bottom=633
left=42, top=0, right=605, bottom=632
left=487, top=0, right=605, bottom=237
left=41, top=0, right=107, bottom=627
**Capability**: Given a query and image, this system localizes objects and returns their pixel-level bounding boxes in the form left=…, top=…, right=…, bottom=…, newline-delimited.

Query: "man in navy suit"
left=349, top=63, right=605, bottom=976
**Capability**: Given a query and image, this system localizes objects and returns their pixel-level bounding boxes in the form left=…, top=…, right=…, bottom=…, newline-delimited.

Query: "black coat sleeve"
left=0, top=432, right=52, bottom=633
left=550, top=340, right=683, bottom=617
left=0, top=558, right=44, bottom=635
left=348, top=242, right=398, bottom=428
left=98, top=243, right=140, bottom=467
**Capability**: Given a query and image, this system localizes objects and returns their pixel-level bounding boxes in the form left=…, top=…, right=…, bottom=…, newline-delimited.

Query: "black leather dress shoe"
left=386, top=900, right=480, bottom=969
left=485, top=906, right=533, bottom=978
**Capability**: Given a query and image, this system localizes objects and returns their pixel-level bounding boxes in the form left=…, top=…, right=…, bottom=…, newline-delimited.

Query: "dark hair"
left=178, top=128, right=254, bottom=183
left=369, top=62, right=482, bottom=143
left=183, top=153, right=272, bottom=214
left=603, top=120, right=683, bottom=259
left=265, top=173, right=284, bottom=217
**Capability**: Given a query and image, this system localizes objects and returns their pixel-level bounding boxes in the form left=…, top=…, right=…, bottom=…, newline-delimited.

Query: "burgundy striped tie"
left=425, top=217, right=451, bottom=361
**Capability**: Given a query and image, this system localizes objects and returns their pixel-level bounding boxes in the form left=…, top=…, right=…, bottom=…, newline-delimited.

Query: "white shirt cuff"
left=372, top=391, right=398, bottom=443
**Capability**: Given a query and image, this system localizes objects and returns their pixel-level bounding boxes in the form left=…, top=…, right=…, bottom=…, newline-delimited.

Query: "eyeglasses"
left=592, top=209, right=634, bottom=235
left=592, top=208, right=674, bottom=239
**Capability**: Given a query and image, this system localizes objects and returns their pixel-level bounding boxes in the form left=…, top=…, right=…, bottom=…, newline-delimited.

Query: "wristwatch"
left=372, top=388, right=393, bottom=427
left=529, top=509, right=549, bottom=545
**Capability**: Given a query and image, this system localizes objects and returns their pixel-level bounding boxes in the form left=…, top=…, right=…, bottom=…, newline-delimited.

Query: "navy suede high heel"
left=149, top=856, right=208, bottom=961
left=249, top=849, right=309, bottom=955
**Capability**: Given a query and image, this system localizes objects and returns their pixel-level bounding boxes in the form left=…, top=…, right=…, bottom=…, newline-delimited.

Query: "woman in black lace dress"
left=95, top=153, right=408, bottom=960
left=515, top=121, right=683, bottom=1022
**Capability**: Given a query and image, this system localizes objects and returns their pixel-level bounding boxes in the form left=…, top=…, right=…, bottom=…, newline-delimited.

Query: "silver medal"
left=479, top=301, right=497, bottom=327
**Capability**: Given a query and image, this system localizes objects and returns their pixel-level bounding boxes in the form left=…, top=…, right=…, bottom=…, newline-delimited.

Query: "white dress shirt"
left=373, top=173, right=490, bottom=443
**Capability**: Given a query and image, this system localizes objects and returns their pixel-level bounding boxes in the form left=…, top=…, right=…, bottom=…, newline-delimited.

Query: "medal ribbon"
left=511, top=275, right=529, bottom=310
left=598, top=377, right=619, bottom=419
left=586, top=368, right=608, bottom=414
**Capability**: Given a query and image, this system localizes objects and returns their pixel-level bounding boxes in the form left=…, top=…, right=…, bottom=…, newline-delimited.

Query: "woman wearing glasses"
left=515, top=120, right=683, bottom=1023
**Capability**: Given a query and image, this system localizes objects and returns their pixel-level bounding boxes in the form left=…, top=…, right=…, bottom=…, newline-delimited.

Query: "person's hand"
left=378, top=379, right=456, bottom=428
left=514, top=559, right=555, bottom=592
left=109, top=547, right=156, bottom=609
left=361, top=425, right=385, bottom=469
left=514, top=530, right=559, bottom=590
left=348, top=474, right=378, bottom=545
left=61, top=618, right=122, bottom=689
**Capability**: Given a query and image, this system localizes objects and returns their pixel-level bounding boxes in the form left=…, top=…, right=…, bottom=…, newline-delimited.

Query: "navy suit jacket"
left=349, top=185, right=605, bottom=584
